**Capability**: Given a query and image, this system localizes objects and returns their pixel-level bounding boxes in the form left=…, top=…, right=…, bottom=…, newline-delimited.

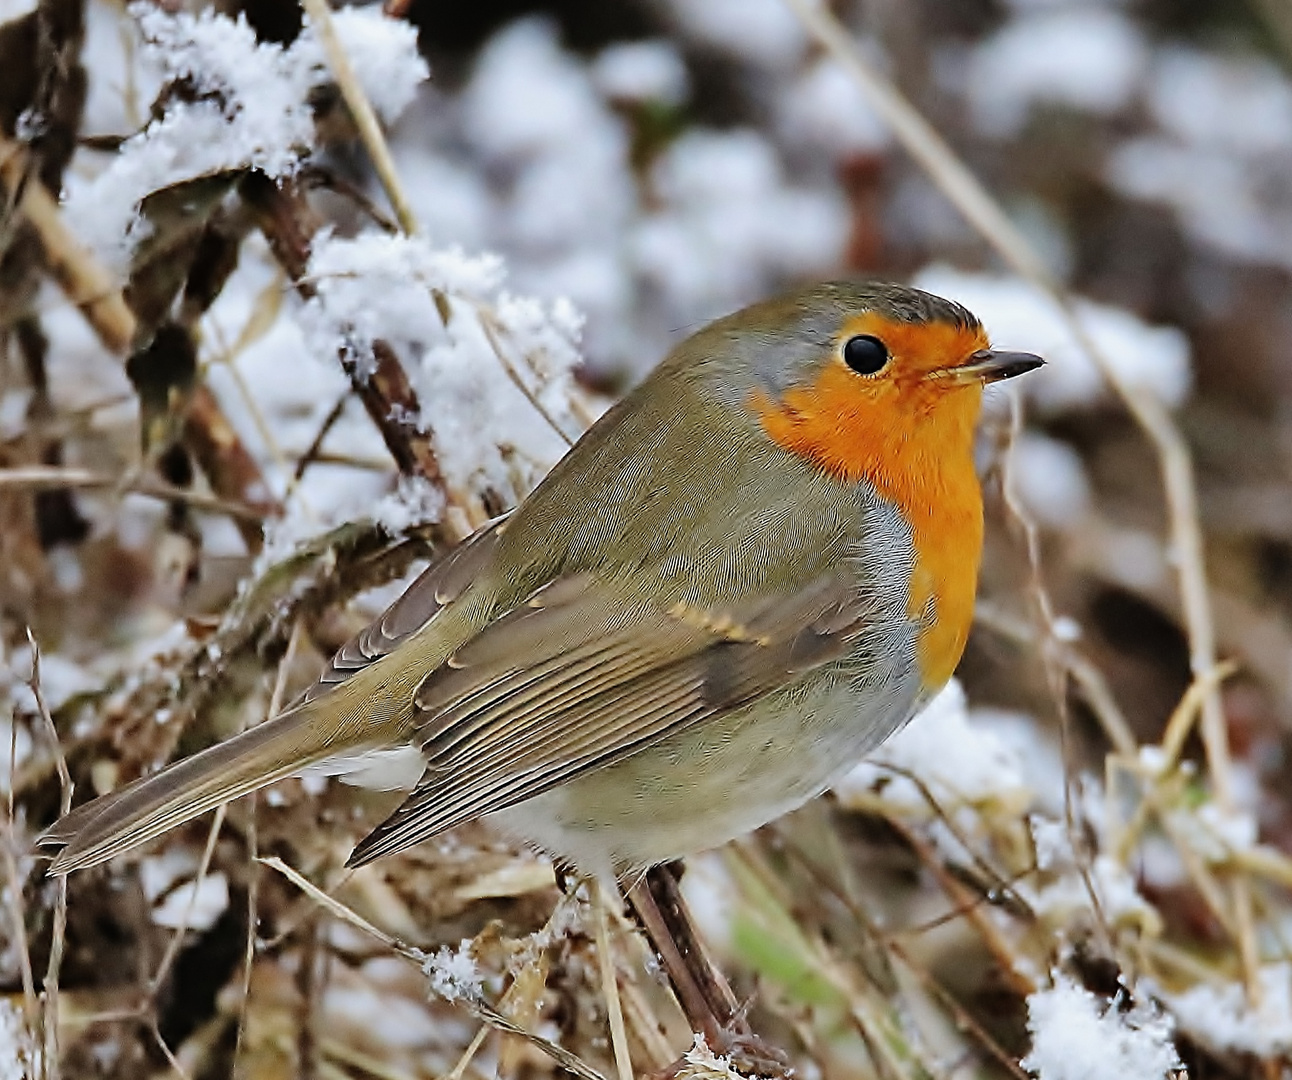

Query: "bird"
left=39, top=280, right=1042, bottom=881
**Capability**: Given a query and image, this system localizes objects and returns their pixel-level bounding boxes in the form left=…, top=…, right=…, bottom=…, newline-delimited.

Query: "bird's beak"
left=934, top=349, right=1045, bottom=385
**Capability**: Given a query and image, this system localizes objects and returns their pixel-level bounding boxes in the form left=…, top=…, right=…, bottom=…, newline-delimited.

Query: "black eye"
left=843, top=334, right=889, bottom=375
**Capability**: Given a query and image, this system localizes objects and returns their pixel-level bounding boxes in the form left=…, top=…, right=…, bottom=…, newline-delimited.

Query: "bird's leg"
left=589, top=877, right=635, bottom=1080
left=628, top=862, right=739, bottom=1043
left=628, top=862, right=793, bottom=1080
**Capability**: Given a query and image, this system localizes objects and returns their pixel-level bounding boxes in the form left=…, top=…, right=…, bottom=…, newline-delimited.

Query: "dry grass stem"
left=298, top=0, right=419, bottom=236
left=0, top=139, right=135, bottom=353
left=591, top=879, right=634, bottom=1080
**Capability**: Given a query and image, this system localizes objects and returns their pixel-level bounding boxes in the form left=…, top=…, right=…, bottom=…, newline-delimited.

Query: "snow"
left=0, top=391, right=30, bottom=441
left=1022, top=975, right=1182, bottom=1080
left=463, top=19, right=619, bottom=163
left=1166, top=801, right=1258, bottom=863
left=592, top=40, right=689, bottom=105
left=776, top=55, right=893, bottom=158
left=297, top=228, right=586, bottom=502
left=298, top=6, right=427, bottom=123
left=302, top=233, right=504, bottom=369
left=1105, top=47, right=1292, bottom=272
left=1009, top=432, right=1092, bottom=529
left=151, top=873, right=230, bottom=931
left=1031, top=852, right=1156, bottom=928
left=1031, top=816, right=1072, bottom=873
left=658, top=0, right=808, bottom=71
left=0, top=0, right=36, bottom=20
left=1163, top=964, right=1292, bottom=1056
left=967, top=7, right=1147, bottom=137
left=423, top=939, right=483, bottom=1002
left=324, top=979, right=441, bottom=1051
left=369, top=475, right=446, bottom=536
left=140, top=849, right=229, bottom=931
left=1146, top=48, right=1292, bottom=158
left=0, top=713, right=32, bottom=796
left=913, top=266, right=1193, bottom=413
left=0, top=999, right=41, bottom=1080
left=634, top=128, right=848, bottom=321
left=835, top=680, right=1030, bottom=814
left=1108, top=139, right=1292, bottom=272
left=675, top=1034, right=749, bottom=1080
left=63, top=5, right=427, bottom=273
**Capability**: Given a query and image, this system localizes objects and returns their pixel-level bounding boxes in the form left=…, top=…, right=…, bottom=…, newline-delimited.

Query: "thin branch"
left=0, top=464, right=267, bottom=522
left=146, top=805, right=227, bottom=997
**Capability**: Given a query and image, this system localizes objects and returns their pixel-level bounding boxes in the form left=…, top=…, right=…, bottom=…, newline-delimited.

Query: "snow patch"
left=1023, top=975, right=1181, bottom=1080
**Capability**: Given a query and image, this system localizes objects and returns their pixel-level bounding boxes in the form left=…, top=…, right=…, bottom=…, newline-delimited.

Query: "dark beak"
left=954, top=349, right=1045, bottom=384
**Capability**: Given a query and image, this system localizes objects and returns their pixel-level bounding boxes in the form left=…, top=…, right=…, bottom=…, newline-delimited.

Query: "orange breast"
left=752, top=315, right=988, bottom=689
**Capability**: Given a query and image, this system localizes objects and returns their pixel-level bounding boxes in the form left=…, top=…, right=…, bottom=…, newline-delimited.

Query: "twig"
left=146, top=805, right=227, bottom=997
left=885, top=818, right=1036, bottom=997
left=28, top=631, right=71, bottom=1080
left=1002, top=397, right=1113, bottom=954
left=775, top=827, right=1028, bottom=1078
left=0, top=135, right=282, bottom=544
left=298, top=0, right=418, bottom=235
left=885, top=937, right=1029, bottom=1080
left=477, top=310, right=579, bottom=448
left=629, top=863, right=740, bottom=1043
left=238, top=173, right=461, bottom=512
left=259, top=856, right=609, bottom=1080
left=0, top=464, right=267, bottom=522
left=233, top=620, right=301, bottom=1071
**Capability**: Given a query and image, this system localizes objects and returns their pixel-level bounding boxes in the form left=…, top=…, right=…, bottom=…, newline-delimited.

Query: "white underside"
left=302, top=744, right=427, bottom=791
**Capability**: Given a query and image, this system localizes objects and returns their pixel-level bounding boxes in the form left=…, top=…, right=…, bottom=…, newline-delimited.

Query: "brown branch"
left=238, top=171, right=448, bottom=490
left=183, top=385, right=283, bottom=548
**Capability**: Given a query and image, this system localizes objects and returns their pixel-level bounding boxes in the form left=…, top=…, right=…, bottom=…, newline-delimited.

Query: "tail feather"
left=39, top=701, right=372, bottom=874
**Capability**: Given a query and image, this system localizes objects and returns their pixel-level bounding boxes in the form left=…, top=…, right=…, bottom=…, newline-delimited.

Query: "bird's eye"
left=842, top=334, right=889, bottom=375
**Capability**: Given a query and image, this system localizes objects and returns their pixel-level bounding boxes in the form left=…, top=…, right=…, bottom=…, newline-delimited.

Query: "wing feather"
left=302, top=515, right=509, bottom=702
left=345, top=569, right=875, bottom=867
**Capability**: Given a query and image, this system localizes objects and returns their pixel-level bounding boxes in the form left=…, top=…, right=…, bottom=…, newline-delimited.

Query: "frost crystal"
left=1022, top=976, right=1182, bottom=1080
left=423, top=939, right=482, bottom=1003
left=675, top=1034, right=747, bottom=1080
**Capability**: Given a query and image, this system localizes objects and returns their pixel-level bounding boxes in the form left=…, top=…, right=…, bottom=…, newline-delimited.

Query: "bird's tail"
left=39, top=699, right=375, bottom=874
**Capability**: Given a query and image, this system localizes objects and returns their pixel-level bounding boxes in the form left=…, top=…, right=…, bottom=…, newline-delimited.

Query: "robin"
left=40, top=281, right=1042, bottom=880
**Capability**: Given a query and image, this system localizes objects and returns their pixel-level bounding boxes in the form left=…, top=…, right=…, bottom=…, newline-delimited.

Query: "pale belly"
left=488, top=661, right=925, bottom=877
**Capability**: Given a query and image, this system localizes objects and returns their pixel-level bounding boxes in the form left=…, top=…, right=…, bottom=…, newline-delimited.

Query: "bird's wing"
left=300, top=514, right=509, bottom=702
left=345, top=567, right=876, bottom=866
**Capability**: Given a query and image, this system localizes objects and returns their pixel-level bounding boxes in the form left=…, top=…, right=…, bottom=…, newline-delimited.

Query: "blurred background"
left=3, top=0, right=1292, bottom=1076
